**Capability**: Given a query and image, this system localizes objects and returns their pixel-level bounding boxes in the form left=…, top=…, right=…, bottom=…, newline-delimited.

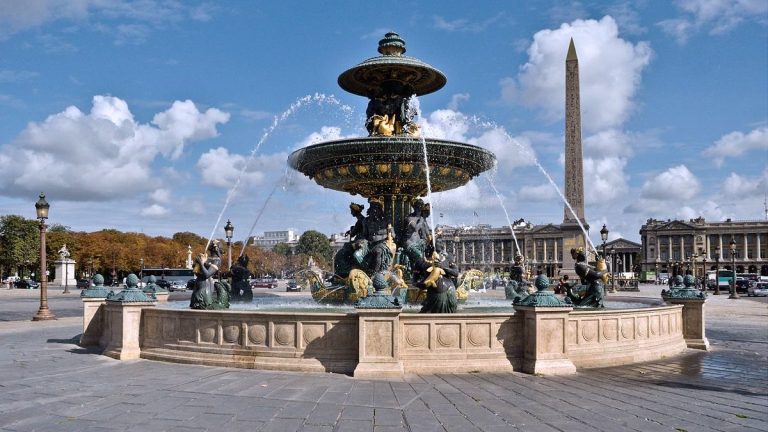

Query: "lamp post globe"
left=33, top=193, right=55, bottom=321
left=729, top=238, right=739, bottom=299
left=224, top=219, right=234, bottom=270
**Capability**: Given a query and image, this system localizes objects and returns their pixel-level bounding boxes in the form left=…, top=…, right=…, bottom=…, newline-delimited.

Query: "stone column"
left=719, top=235, right=723, bottom=255
left=656, top=236, right=660, bottom=261
left=668, top=236, right=673, bottom=261
left=354, top=309, right=403, bottom=379
left=514, top=305, right=576, bottom=375
left=758, top=234, right=762, bottom=260
left=744, top=234, right=749, bottom=261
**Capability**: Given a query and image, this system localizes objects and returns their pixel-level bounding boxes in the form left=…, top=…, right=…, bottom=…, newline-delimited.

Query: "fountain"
left=84, top=32, right=707, bottom=377
left=289, top=32, right=495, bottom=307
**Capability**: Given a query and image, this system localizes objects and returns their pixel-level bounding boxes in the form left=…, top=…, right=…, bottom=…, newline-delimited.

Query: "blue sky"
left=0, top=1, right=766, bottom=245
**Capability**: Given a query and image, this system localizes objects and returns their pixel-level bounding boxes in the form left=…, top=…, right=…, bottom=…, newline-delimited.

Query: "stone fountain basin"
left=133, top=298, right=686, bottom=375
left=288, top=137, right=496, bottom=197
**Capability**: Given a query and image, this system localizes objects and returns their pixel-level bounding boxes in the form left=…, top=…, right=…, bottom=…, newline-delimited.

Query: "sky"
left=0, top=0, right=766, bottom=246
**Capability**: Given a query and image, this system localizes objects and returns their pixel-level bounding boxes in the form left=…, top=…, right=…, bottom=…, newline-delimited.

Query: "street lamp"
left=33, top=193, right=55, bottom=321
left=600, top=224, right=609, bottom=258
left=224, top=219, right=234, bottom=270
left=713, top=247, right=721, bottom=295
left=453, top=231, right=461, bottom=271
left=729, top=238, right=739, bottom=299
left=140, top=258, right=144, bottom=286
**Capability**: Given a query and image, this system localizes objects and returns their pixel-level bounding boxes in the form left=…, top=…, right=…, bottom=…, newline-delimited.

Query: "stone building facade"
left=639, top=218, right=768, bottom=276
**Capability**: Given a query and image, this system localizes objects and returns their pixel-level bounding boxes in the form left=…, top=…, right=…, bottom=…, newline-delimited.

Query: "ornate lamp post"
left=453, top=231, right=461, bottom=271
left=33, top=193, right=55, bottom=321
left=139, top=258, right=144, bottom=286
left=600, top=224, right=608, bottom=258
left=729, top=238, right=739, bottom=299
left=224, top=219, right=234, bottom=270
left=713, top=247, right=721, bottom=295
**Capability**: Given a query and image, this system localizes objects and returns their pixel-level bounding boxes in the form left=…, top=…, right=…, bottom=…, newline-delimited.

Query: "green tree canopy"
left=0, top=215, right=40, bottom=277
left=296, top=230, right=332, bottom=264
left=272, top=242, right=292, bottom=256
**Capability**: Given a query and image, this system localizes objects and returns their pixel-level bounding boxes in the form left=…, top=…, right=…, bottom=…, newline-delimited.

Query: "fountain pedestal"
left=354, top=309, right=404, bottom=379
left=514, top=305, right=576, bottom=375
left=663, top=297, right=709, bottom=351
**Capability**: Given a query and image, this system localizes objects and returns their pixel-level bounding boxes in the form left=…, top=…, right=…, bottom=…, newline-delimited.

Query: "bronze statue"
left=190, top=253, right=230, bottom=310
left=403, top=199, right=432, bottom=263
left=354, top=197, right=395, bottom=274
left=564, top=248, right=606, bottom=308
left=333, top=202, right=366, bottom=278
left=415, top=250, right=458, bottom=313
left=229, top=255, right=253, bottom=302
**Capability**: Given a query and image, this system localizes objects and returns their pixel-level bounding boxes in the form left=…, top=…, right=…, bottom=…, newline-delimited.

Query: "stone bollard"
left=102, top=274, right=156, bottom=360
left=513, top=275, right=577, bottom=375
left=80, top=274, right=111, bottom=346
left=662, top=275, right=710, bottom=351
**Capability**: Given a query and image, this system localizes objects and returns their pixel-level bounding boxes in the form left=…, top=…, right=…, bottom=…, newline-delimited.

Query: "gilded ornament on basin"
left=355, top=164, right=369, bottom=174
left=377, top=164, right=390, bottom=174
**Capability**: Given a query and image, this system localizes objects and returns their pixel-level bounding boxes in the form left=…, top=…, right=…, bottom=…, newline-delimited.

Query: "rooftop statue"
left=564, top=247, right=606, bottom=308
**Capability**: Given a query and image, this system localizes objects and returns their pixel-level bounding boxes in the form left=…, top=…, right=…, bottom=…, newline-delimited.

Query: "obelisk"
left=560, top=38, right=589, bottom=276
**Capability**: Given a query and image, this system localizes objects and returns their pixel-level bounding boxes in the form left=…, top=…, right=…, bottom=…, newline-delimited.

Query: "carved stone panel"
left=365, top=320, right=393, bottom=358
left=199, top=320, right=217, bottom=344
left=435, top=324, right=461, bottom=349
left=179, top=318, right=196, bottom=342
left=467, top=323, right=491, bottom=349
left=222, top=321, right=240, bottom=345
left=403, top=323, right=429, bottom=350
left=302, top=323, right=326, bottom=349
left=580, top=319, right=599, bottom=343
left=274, top=323, right=297, bottom=348
left=248, top=323, right=267, bottom=346
left=602, top=319, right=618, bottom=342
left=620, top=318, right=634, bottom=340
left=161, top=317, right=176, bottom=341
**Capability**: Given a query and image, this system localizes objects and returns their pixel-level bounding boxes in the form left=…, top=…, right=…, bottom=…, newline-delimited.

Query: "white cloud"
left=583, top=129, right=633, bottom=158
left=640, top=165, right=700, bottom=200
left=584, top=156, right=629, bottom=203
left=140, top=203, right=169, bottom=217
left=703, top=126, right=768, bottom=167
left=196, top=147, right=288, bottom=189
left=420, top=109, right=536, bottom=171
left=150, top=188, right=171, bottom=204
left=659, top=0, right=768, bottom=43
left=502, top=16, right=652, bottom=133
left=295, top=126, right=352, bottom=149
left=447, top=93, right=470, bottom=111
left=0, top=95, right=229, bottom=201
left=722, top=170, right=768, bottom=197
left=518, top=183, right=558, bottom=202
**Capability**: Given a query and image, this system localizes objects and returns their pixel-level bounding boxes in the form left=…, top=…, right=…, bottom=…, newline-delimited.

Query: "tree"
left=296, top=230, right=332, bottom=264
left=0, top=215, right=40, bottom=279
left=272, top=242, right=292, bottom=256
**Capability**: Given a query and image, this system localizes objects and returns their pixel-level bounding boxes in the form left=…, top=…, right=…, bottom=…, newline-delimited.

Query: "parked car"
left=286, top=279, right=300, bottom=292
left=747, top=282, right=768, bottom=297
left=15, top=279, right=39, bottom=289
left=168, top=280, right=187, bottom=292
left=76, top=279, right=91, bottom=289
left=155, top=279, right=172, bottom=290
left=251, top=278, right=278, bottom=289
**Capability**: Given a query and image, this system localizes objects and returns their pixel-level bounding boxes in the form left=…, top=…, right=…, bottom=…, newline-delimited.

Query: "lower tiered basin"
left=288, top=137, right=496, bottom=197
left=132, top=298, right=688, bottom=375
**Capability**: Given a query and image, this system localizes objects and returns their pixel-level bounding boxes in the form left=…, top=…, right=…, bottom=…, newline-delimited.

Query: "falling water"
left=205, top=93, right=354, bottom=251
left=486, top=176, right=521, bottom=254
left=471, top=117, right=599, bottom=255
left=238, top=180, right=282, bottom=257
left=420, top=135, right=437, bottom=252
left=410, top=95, right=438, bottom=252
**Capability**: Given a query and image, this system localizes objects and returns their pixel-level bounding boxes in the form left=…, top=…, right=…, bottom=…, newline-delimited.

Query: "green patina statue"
left=415, top=251, right=459, bottom=313
left=190, top=253, right=230, bottom=310
left=662, top=274, right=706, bottom=300
left=564, top=247, right=606, bottom=308
left=505, top=254, right=529, bottom=301
left=142, top=275, right=167, bottom=296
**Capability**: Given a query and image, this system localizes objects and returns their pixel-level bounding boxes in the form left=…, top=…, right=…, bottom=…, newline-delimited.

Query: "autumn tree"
left=0, top=215, right=40, bottom=279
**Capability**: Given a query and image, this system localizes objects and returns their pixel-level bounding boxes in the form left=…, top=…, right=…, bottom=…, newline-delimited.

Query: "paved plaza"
left=0, top=285, right=765, bottom=432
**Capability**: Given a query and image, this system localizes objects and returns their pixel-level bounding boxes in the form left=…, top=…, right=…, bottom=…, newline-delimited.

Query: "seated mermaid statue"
left=190, top=253, right=230, bottom=310
left=564, top=247, right=606, bottom=308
